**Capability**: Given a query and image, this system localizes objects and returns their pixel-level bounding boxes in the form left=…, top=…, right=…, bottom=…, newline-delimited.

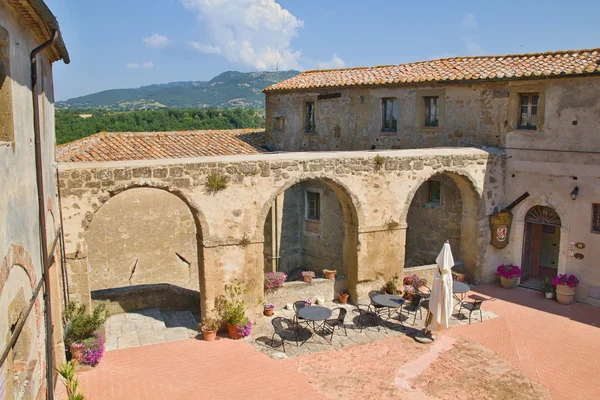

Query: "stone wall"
left=86, top=187, right=200, bottom=293
left=405, top=175, right=462, bottom=267
left=58, top=148, right=505, bottom=315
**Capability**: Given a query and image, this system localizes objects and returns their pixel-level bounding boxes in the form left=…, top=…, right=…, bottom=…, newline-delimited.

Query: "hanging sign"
left=489, top=211, right=513, bottom=249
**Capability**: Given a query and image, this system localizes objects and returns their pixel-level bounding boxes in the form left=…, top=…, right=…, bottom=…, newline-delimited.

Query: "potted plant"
left=264, top=271, right=287, bottom=293
left=552, top=274, right=579, bottom=305
left=403, top=285, right=416, bottom=301
left=323, top=269, right=336, bottom=280
left=338, top=290, right=349, bottom=304
left=200, top=315, right=221, bottom=342
left=263, top=303, right=275, bottom=317
left=540, top=277, right=555, bottom=299
left=383, top=275, right=401, bottom=294
left=403, top=274, right=427, bottom=294
left=216, top=281, right=252, bottom=339
left=301, top=270, right=315, bottom=283
left=495, top=264, right=522, bottom=289
left=63, top=302, right=108, bottom=366
left=303, top=298, right=312, bottom=307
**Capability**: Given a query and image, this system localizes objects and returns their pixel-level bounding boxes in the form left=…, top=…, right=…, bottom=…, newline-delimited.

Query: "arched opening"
left=86, top=187, right=205, bottom=348
left=262, top=178, right=359, bottom=296
left=521, top=205, right=561, bottom=288
left=404, top=172, right=481, bottom=280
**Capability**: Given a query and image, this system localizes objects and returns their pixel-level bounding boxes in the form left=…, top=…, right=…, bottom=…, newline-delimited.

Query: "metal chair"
left=368, top=290, right=387, bottom=316
left=324, top=307, right=348, bottom=340
left=458, top=299, right=483, bottom=324
left=402, top=294, right=423, bottom=325
left=355, top=304, right=385, bottom=333
left=417, top=285, right=431, bottom=300
left=270, top=317, right=292, bottom=352
left=292, top=300, right=310, bottom=344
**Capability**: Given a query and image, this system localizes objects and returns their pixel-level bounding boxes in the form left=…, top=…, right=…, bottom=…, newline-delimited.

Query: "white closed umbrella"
left=422, top=241, right=454, bottom=338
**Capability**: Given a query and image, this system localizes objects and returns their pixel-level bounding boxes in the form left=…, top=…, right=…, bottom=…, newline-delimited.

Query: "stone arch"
left=0, top=244, right=43, bottom=400
left=85, top=186, right=206, bottom=315
left=257, top=174, right=361, bottom=298
left=512, top=195, right=570, bottom=275
left=402, top=169, right=484, bottom=280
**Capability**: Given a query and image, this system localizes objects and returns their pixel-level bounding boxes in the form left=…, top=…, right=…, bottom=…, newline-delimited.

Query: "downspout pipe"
left=31, top=30, right=59, bottom=400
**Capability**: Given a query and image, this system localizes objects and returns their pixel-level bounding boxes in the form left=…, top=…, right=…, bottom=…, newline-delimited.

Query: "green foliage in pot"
left=200, top=314, right=221, bottom=331
left=383, top=274, right=401, bottom=295
left=540, top=277, right=555, bottom=294
left=216, top=281, right=249, bottom=326
left=63, top=302, right=108, bottom=345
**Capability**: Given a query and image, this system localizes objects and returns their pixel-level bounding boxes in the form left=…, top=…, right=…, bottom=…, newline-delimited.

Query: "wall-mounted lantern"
left=570, top=186, right=579, bottom=201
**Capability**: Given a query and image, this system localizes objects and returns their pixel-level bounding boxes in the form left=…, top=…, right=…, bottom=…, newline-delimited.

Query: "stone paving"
left=62, top=286, right=600, bottom=400
left=104, top=308, right=200, bottom=350
left=250, top=297, right=498, bottom=359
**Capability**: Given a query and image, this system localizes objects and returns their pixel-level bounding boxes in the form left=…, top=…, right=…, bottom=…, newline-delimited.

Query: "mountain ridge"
left=57, top=70, right=300, bottom=110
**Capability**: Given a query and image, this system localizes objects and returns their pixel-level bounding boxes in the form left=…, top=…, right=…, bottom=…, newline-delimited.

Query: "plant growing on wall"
left=384, top=218, right=400, bottom=231
left=204, top=172, right=229, bottom=194
left=373, top=154, right=386, bottom=170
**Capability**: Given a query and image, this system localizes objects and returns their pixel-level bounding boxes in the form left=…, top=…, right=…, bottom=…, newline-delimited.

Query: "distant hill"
left=57, top=70, right=300, bottom=110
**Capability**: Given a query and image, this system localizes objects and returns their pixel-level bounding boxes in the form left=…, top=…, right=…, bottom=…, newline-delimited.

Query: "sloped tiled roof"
left=264, top=48, right=600, bottom=92
left=56, top=129, right=268, bottom=162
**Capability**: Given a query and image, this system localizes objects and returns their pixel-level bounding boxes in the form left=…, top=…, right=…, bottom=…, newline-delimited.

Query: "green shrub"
left=205, top=172, right=229, bottom=194
left=57, top=361, right=85, bottom=400
left=216, top=281, right=249, bottom=326
left=373, top=154, right=385, bottom=169
left=63, top=302, right=108, bottom=344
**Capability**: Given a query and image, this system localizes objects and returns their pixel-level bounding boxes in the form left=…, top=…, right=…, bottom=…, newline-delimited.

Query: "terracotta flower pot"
left=226, top=323, right=242, bottom=340
left=263, top=308, right=274, bottom=317
left=556, top=284, right=575, bottom=305
left=324, top=270, right=336, bottom=280
left=500, top=276, right=519, bottom=289
left=303, top=275, right=313, bottom=283
left=202, top=327, right=217, bottom=342
left=69, top=343, right=85, bottom=365
left=338, top=292, right=349, bottom=304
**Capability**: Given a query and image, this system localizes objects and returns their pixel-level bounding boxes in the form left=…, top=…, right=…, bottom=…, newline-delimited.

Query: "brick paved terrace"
left=58, top=285, right=600, bottom=400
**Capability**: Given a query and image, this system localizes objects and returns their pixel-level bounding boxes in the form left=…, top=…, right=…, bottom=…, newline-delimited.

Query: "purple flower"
left=264, top=272, right=287, bottom=291
left=552, top=274, right=579, bottom=288
left=263, top=303, right=274, bottom=309
left=303, top=298, right=312, bottom=306
left=495, top=264, right=522, bottom=279
left=77, top=334, right=105, bottom=366
left=236, top=321, right=252, bottom=338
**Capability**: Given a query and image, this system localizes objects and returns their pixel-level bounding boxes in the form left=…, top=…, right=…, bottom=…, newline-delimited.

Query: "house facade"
left=0, top=1, right=69, bottom=398
left=264, top=49, right=600, bottom=306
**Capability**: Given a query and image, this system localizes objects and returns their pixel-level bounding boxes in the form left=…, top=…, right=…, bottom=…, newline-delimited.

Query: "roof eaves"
left=27, top=0, right=70, bottom=64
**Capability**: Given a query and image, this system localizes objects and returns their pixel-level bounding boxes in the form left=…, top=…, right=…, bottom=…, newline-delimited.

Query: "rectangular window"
left=273, top=116, right=285, bottom=132
left=593, top=204, right=600, bottom=234
left=518, top=94, right=539, bottom=130
left=381, top=98, right=398, bottom=132
left=428, top=180, right=441, bottom=204
left=424, top=96, right=439, bottom=127
left=304, top=102, right=315, bottom=132
left=306, top=191, right=320, bottom=221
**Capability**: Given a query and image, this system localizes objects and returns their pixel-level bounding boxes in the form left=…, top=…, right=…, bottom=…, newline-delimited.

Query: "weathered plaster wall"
left=265, top=81, right=510, bottom=152
left=58, top=148, right=505, bottom=314
left=0, top=4, right=62, bottom=399
left=405, top=175, right=462, bottom=267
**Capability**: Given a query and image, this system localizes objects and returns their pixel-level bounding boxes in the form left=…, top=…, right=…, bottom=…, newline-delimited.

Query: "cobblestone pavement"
left=250, top=299, right=498, bottom=359
left=64, top=285, right=600, bottom=400
left=104, top=308, right=200, bottom=350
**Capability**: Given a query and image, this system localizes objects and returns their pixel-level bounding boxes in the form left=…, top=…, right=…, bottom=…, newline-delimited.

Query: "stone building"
left=0, top=0, right=69, bottom=399
left=264, top=48, right=600, bottom=306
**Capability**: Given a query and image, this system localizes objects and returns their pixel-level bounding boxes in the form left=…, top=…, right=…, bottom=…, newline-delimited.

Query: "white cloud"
left=180, top=0, right=304, bottom=70
left=317, top=54, right=346, bottom=69
left=460, top=13, right=478, bottom=31
left=126, top=62, right=155, bottom=69
left=143, top=33, right=170, bottom=48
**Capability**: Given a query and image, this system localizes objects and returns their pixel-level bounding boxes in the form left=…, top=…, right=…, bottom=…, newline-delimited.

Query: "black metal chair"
left=270, top=317, right=292, bottom=352
left=417, top=285, right=432, bottom=300
left=402, top=294, right=423, bottom=325
left=292, top=300, right=310, bottom=344
left=458, top=299, right=483, bottom=324
left=324, top=307, right=348, bottom=340
left=368, top=290, right=387, bottom=316
left=355, top=304, right=385, bottom=333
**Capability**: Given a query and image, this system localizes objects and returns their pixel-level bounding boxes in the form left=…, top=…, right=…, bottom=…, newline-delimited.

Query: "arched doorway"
left=521, top=206, right=561, bottom=286
left=404, top=172, right=481, bottom=280
left=262, top=178, right=359, bottom=294
left=86, top=187, right=205, bottom=348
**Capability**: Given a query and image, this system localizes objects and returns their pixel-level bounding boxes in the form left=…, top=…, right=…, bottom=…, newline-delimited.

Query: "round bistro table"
left=371, top=294, right=405, bottom=325
left=297, top=306, right=333, bottom=344
left=452, top=281, right=470, bottom=311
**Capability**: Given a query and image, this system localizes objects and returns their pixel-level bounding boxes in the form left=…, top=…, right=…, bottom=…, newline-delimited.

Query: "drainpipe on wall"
left=31, top=30, right=58, bottom=400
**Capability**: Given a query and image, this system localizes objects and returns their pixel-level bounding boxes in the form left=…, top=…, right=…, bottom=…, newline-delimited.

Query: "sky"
left=47, top=0, right=600, bottom=101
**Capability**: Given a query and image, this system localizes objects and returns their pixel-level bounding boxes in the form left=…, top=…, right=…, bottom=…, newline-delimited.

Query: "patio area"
left=60, top=285, right=600, bottom=400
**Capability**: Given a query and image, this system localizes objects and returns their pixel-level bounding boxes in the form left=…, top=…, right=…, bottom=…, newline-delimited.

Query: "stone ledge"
left=265, top=278, right=336, bottom=309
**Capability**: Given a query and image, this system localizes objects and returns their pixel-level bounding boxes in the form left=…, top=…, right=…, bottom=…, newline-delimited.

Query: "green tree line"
left=56, top=108, right=265, bottom=144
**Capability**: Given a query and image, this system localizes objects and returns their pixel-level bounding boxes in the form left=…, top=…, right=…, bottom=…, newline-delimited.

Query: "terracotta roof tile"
left=56, top=129, right=268, bottom=163
left=265, top=48, right=600, bottom=92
